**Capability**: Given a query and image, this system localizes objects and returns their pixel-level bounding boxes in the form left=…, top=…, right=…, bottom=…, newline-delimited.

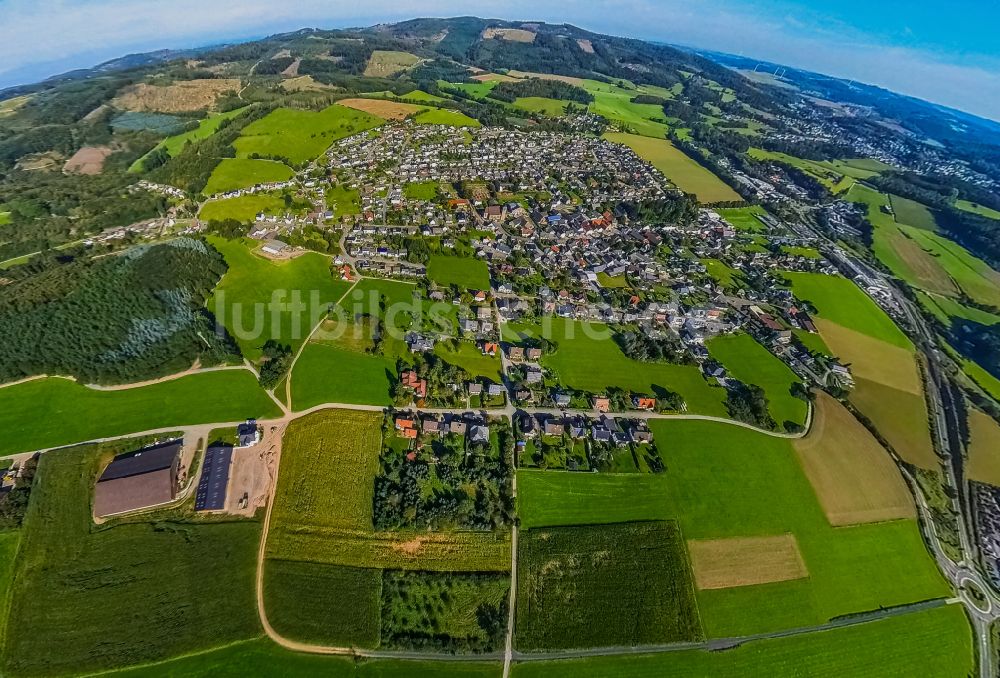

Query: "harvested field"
left=794, top=392, right=915, bottom=526
left=337, top=98, right=424, bottom=120
left=280, top=57, right=301, bottom=77
left=62, top=145, right=113, bottom=174
left=112, top=79, right=240, bottom=112
left=473, top=73, right=518, bottom=82
left=967, top=409, right=1000, bottom=487
left=688, top=534, right=807, bottom=590
left=814, top=318, right=922, bottom=395
left=508, top=70, right=585, bottom=86
left=364, top=50, right=421, bottom=78
left=576, top=39, right=595, bottom=53
left=482, top=27, right=536, bottom=42
left=850, top=377, right=936, bottom=470
left=281, top=75, right=336, bottom=92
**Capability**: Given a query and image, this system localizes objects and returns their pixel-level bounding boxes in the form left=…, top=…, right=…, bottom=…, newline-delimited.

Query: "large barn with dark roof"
left=93, top=440, right=181, bottom=517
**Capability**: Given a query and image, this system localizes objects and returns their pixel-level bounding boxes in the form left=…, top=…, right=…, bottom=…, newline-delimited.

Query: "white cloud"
left=1, top=0, right=997, bottom=120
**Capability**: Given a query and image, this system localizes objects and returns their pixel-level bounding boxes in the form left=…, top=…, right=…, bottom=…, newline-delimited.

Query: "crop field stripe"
left=688, top=534, right=808, bottom=590
left=966, top=409, right=1000, bottom=487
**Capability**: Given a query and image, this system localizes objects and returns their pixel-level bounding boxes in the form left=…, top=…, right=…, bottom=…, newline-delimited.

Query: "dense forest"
left=0, top=238, right=239, bottom=384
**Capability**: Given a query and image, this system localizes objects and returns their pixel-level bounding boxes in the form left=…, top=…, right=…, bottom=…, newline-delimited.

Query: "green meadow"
left=717, top=205, right=768, bottom=232
left=3, top=442, right=262, bottom=676
left=605, top=132, right=741, bottom=203
left=749, top=149, right=890, bottom=193
left=512, top=604, right=970, bottom=678
left=403, top=180, right=439, bottom=200
left=106, top=637, right=501, bottom=677
left=701, top=258, right=744, bottom=289
left=889, top=194, right=937, bottom=231
left=128, top=107, right=246, bottom=172
left=584, top=81, right=671, bottom=138
left=234, top=104, right=384, bottom=164
left=899, top=223, right=1000, bottom=308
left=0, top=372, right=279, bottom=455
left=413, top=108, right=480, bottom=127
left=651, top=419, right=949, bottom=637
left=442, top=80, right=498, bottom=99
left=782, top=271, right=912, bottom=349
left=203, top=158, right=294, bottom=195
left=326, top=184, right=362, bottom=217
left=290, top=342, right=394, bottom=409
left=199, top=194, right=287, bottom=223
left=707, top=333, right=807, bottom=428
left=427, top=254, right=491, bottom=289
left=956, top=199, right=1000, bottom=220
left=516, top=470, right=674, bottom=528
left=513, top=97, right=569, bottom=116
left=504, top=317, right=728, bottom=416
left=917, top=291, right=1000, bottom=328
left=435, top=340, right=502, bottom=381
left=206, top=237, right=352, bottom=361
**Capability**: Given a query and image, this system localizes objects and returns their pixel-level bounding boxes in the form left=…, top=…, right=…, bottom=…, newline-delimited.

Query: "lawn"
left=326, top=183, right=362, bottom=217
left=782, top=271, right=913, bottom=349
left=203, top=158, right=294, bottom=195
left=0, top=372, right=280, bottom=455
left=605, top=132, right=742, bottom=203
left=707, top=333, right=807, bottom=429
left=206, top=237, right=353, bottom=360
left=128, top=106, right=247, bottom=172
left=403, top=180, right=439, bottom=200
left=701, top=258, right=744, bottom=289
left=516, top=470, right=674, bottom=528
left=512, top=604, right=971, bottom=678
left=596, top=271, right=629, bottom=288
left=427, top=254, right=491, bottom=289
left=413, top=108, right=481, bottom=127
left=516, top=522, right=701, bottom=650
left=290, top=341, right=395, bottom=409
left=651, top=419, right=949, bottom=637
left=513, top=97, right=569, bottom=116
left=3, top=440, right=262, bottom=676
left=505, top=318, right=727, bottom=416
left=889, top=194, right=938, bottom=231
left=234, top=104, right=384, bottom=164
left=199, top=194, right=287, bottom=223
left=956, top=199, right=1000, bottom=220
left=781, top=245, right=822, bottom=259
left=793, top=329, right=830, bottom=355
left=717, top=205, right=768, bottom=232
left=106, top=637, right=501, bottom=677
left=966, top=408, right=1000, bottom=487
left=435, top=340, right=502, bottom=381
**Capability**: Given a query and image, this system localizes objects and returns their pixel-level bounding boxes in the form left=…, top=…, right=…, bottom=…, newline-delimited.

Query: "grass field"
left=0, top=372, right=280, bottom=455
left=443, top=80, right=498, bottom=99
left=234, top=104, right=384, bottom=164
left=129, top=107, right=246, bottom=172
left=813, top=319, right=922, bottom=394
left=516, top=470, right=674, bottom=528
left=513, top=97, right=569, bottom=116
left=586, top=83, right=670, bottom=138
left=203, top=158, right=294, bottom=194
left=849, top=376, right=936, bottom=469
left=326, top=183, right=362, bottom=217
left=651, top=419, right=949, bottom=637
left=701, top=258, right=744, bottom=289
left=0, top=531, right=18, bottom=639
left=264, top=560, right=382, bottom=646
left=782, top=271, right=913, bottom=349
left=336, top=98, right=424, bottom=120
left=516, top=521, right=701, bottom=649
left=717, top=205, right=768, bottom=232
left=403, top=180, right=439, bottom=200
left=605, top=132, right=741, bottom=203
left=899, top=224, right=1000, bottom=308
left=504, top=318, right=727, bottom=416
left=956, top=199, right=1000, bottom=221
left=435, top=340, right=502, bottom=381
left=199, top=194, right=287, bottom=223
left=103, top=637, right=502, bottom=677
left=290, top=342, right=395, bottom=409
left=962, top=355, right=1000, bottom=401
left=917, top=291, right=1000, bottom=328
left=794, top=392, right=915, bottom=525
left=889, top=195, right=938, bottom=231
left=427, top=254, right=491, bottom=289
left=512, top=604, right=971, bottom=678
left=689, top=534, right=807, bottom=590
left=206, top=237, right=352, bottom=361
left=707, top=333, right=807, bottom=429
left=596, top=271, right=629, bottom=288
left=781, top=245, right=822, bottom=259
left=3, top=441, right=261, bottom=676
left=364, top=50, right=421, bottom=77
left=748, top=149, right=890, bottom=193
left=413, top=108, right=481, bottom=127
left=966, top=409, right=1000, bottom=486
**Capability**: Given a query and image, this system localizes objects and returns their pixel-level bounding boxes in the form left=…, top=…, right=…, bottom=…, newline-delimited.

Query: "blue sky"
left=1, top=0, right=998, bottom=120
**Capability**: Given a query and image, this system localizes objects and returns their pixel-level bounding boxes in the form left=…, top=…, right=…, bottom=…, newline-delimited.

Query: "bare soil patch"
left=507, top=70, right=586, bottom=86
left=15, top=151, right=63, bottom=171
left=363, top=50, right=422, bottom=78
left=112, top=79, right=240, bottom=112
left=795, top=391, right=915, bottom=526
left=482, top=27, right=537, bottom=43
left=473, top=72, right=519, bottom=82
left=63, top=145, right=113, bottom=175
left=688, top=534, right=808, bottom=590
left=280, top=57, right=301, bottom=78
left=226, top=421, right=284, bottom=517
left=337, top=98, right=423, bottom=120
left=280, top=75, right=337, bottom=93
left=577, top=39, right=595, bottom=53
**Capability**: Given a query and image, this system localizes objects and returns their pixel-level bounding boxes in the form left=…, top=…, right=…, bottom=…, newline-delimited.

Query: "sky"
left=1, top=0, right=998, bottom=121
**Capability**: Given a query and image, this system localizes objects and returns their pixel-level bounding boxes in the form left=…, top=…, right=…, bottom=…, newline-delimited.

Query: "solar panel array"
left=194, top=445, right=233, bottom=511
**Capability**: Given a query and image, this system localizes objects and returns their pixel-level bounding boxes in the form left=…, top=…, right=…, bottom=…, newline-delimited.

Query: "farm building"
left=236, top=419, right=260, bottom=448
left=261, top=239, right=289, bottom=255
left=93, top=440, right=180, bottom=517
left=194, top=444, right=233, bottom=512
